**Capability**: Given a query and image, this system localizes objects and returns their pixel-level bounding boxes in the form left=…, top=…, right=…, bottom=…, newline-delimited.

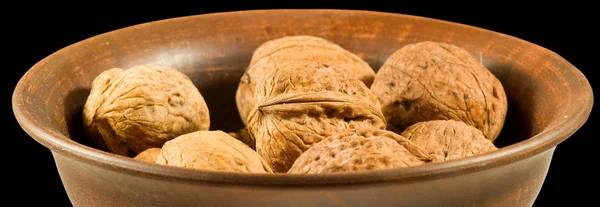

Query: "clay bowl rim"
left=12, top=9, right=593, bottom=186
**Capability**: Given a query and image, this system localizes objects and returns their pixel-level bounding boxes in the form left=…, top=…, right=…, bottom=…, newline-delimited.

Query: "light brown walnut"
left=156, top=131, right=273, bottom=173
left=236, top=35, right=376, bottom=126
left=370, top=41, right=507, bottom=141
left=82, top=64, right=210, bottom=157
left=247, top=60, right=386, bottom=172
left=133, top=148, right=161, bottom=163
left=400, top=120, right=498, bottom=162
left=288, top=128, right=432, bottom=174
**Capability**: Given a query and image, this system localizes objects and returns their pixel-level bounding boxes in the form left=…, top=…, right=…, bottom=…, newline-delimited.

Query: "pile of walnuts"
left=83, top=36, right=507, bottom=174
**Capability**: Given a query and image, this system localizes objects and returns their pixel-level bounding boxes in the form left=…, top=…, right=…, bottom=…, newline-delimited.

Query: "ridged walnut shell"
left=248, top=60, right=386, bottom=172
left=236, top=35, right=376, bottom=126
left=82, top=64, right=210, bottom=157
left=156, top=131, right=273, bottom=173
left=370, top=41, right=508, bottom=141
left=400, top=120, right=498, bottom=162
left=288, top=128, right=432, bottom=174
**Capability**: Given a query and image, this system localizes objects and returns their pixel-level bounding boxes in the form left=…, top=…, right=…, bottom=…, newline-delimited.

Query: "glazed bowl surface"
left=12, top=9, right=593, bottom=207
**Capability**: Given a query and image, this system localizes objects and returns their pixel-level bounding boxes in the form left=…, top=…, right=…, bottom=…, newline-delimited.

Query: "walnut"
left=370, top=41, right=507, bottom=141
left=247, top=60, right=386, bottom=172
left=133, top=148, right=161, bottom=163
left=82, top=64, right=210, bottom=157
left=400, top=120, right=498, bottom=162
left=155, top=131, right=273, bottom=173
left=236, top=35, right=376, bottom=126
left=288, top=128, right=432, bottom=174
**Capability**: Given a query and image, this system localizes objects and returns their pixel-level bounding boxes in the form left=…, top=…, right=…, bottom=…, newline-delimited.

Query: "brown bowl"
left=12, top=9, right=593, bottom=207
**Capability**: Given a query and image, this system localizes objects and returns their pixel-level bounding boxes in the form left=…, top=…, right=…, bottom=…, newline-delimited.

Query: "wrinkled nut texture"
left=400, top=120, right=498, bottom=162
left=236, top=35, right=376, bottom=125
left=288, top=128, right=432, bottom=174
left=370, top=41, right=507, bottom=141
left=248, top=61, right=386, bottom=172
left=133, top=148, right=161, bottom=163
left=156, top=131, right=273, bottom=173
left=83, top=64, right=210, bottom=157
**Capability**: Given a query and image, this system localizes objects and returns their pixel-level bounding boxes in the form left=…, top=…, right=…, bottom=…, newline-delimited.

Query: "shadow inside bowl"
left=487, top=64, right=536, bottom=148
left=188, top=69, right=247, bottom=132
left=63, top=87, right=94, bottom=148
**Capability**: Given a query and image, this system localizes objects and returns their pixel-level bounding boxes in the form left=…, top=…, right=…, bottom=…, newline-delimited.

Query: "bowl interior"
left=14, top=10, right=592, bottom=178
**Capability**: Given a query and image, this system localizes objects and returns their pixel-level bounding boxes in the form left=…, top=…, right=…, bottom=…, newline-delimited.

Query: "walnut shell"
left=248, top=60, right=386, bottom=172
left=236, top=35, right=376, bottom=126
left=288, top=128, right=432, bottom=174
left=400, top=120, right=498, bottom=162
left=370, top=41, right=507, bottom=141
left=133, top=148, right=161, bottom=163
left=156, top=131, right=273, bottom=173
left=82, top=64, right=210, bottom=157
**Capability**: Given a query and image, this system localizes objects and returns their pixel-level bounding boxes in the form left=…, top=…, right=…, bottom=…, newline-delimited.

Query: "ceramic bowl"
left=12, top=9, right=593, bottom=207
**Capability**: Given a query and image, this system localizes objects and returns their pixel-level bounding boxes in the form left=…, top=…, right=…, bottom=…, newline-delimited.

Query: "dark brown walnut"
left=82, top=64, right=210, bottom=157
left=156, top=131, right=274, bottom=173
left=133, top=148, right=161, bottom=163
left=228, top=127, right=255, bottom=150
left=288, top=128, right=432, bottom=174
left=236, top=35, right=376, bottom=126
left=370, top=41, right=507, bottom=141
left=247, top=60, right=386, bottom=172
left=400, top=120, right=498, bottom=162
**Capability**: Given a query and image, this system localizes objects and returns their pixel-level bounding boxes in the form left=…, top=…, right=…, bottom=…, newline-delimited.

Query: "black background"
left=8, top=3, right=596, bottom=206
